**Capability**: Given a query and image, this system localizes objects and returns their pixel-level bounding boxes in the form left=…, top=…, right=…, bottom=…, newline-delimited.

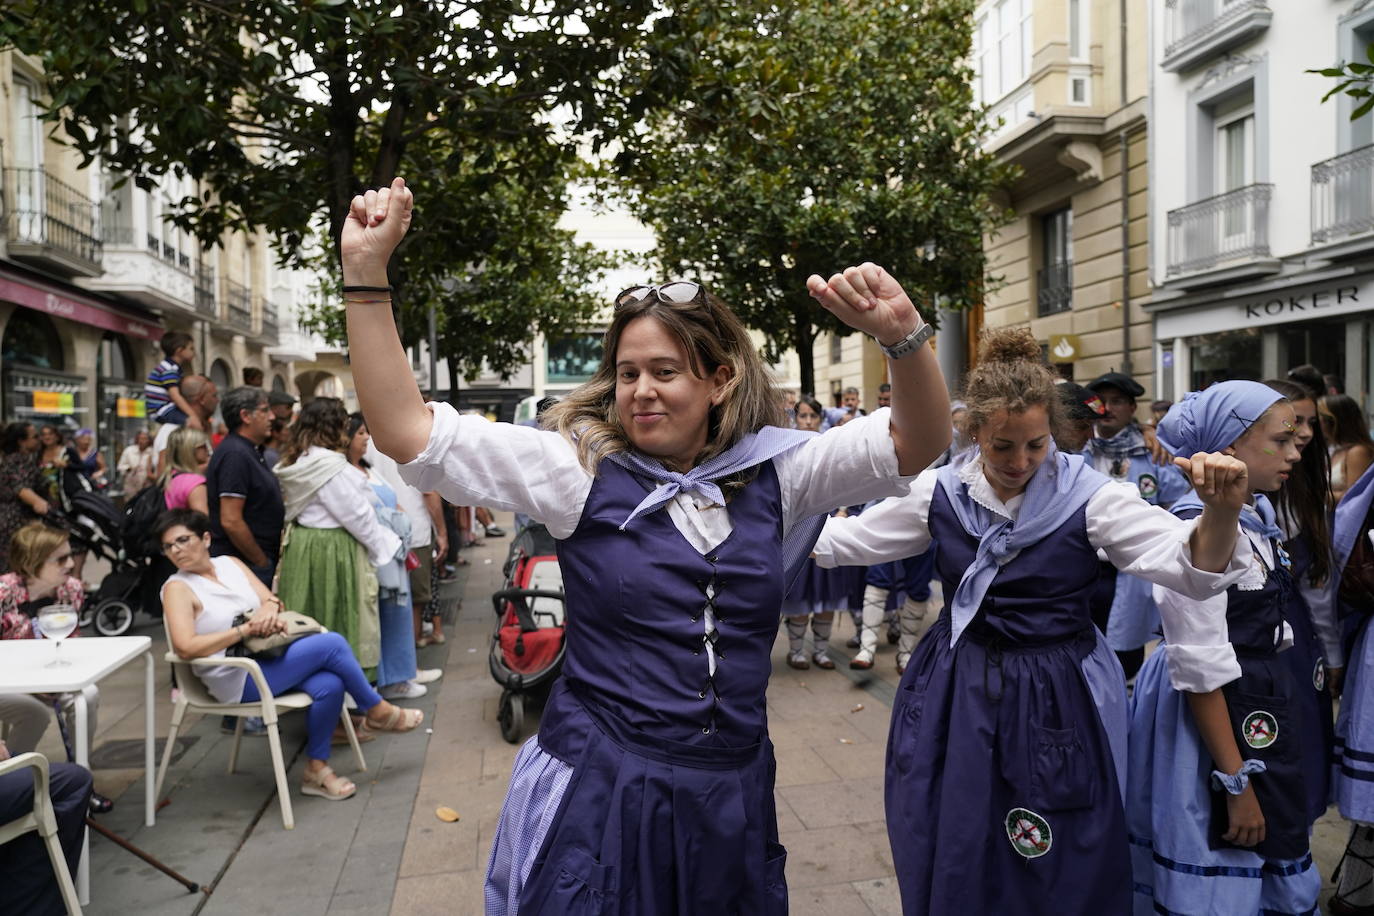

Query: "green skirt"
left=277, top=524, right=380, bottom=670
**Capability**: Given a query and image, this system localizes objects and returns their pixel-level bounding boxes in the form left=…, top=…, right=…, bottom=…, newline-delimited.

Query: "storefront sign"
left=1048, top=334, right=1082, bottom=362
left=0, top=268, right=163, bottom=340
left=1157, top=276, right=1374, bottom=339
left=32, top=391, right=75, bottom=414
left=116, top=397, right=146, bottom=419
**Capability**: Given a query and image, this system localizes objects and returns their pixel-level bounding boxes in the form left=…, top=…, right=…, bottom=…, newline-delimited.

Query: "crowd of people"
left=11, top=174, right=1374, bottom=914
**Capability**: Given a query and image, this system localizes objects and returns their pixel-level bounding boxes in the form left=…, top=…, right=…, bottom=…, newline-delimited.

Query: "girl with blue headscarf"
left=1126, top=380, right=1321, bottom=915
left=814, top=329, right=1253, bottom=915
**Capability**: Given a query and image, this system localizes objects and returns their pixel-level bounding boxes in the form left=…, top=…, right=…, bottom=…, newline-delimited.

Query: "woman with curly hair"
left=338, top=178, right=952, bottom=913
left=273, top=398, right=400, bottom=676
left=814, top=328, right=1253, bottom=914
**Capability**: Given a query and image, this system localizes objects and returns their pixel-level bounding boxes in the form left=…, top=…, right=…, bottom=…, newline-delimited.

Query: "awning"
left=0, top=265, right=163, bottom=340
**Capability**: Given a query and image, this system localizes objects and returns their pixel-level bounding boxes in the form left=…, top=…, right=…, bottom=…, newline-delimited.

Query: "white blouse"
left=397, top=402, right=914, bottom=554
left=294, top=447, right=402, bottom=568
left=813, top=457, right=1254, bottom=689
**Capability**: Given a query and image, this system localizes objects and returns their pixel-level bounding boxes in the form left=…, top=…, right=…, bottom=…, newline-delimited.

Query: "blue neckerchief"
left=605, top=425, right=825, bottom=591
left=936, top=446, right=1111, bottom=646
left=1170, top=491, right=1286, bottom=542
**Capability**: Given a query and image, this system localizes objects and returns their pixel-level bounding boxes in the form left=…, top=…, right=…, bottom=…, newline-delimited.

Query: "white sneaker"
left=413, top=667, right=443, bottom=685
left=380, top=680, right=428, bottom=699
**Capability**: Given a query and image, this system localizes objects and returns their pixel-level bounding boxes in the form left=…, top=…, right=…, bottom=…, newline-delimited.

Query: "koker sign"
left=1156, top=277, right=1374, bottom=340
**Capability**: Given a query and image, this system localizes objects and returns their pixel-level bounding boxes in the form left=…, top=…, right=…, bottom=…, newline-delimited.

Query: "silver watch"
left=878, top=320, right=934, bottom=360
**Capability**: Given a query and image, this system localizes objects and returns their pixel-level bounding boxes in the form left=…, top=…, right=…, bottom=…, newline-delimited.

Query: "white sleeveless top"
left=162, top=556, right=259, bottom=703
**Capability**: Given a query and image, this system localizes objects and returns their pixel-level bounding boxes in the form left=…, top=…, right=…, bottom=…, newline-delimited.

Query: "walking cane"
left=53, top=698, right=205, bottom=894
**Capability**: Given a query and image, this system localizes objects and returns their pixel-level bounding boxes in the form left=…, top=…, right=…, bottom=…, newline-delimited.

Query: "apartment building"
left=0, top=49, right=301, bottom=472
left=1148, top=0, right=1374, bottom=407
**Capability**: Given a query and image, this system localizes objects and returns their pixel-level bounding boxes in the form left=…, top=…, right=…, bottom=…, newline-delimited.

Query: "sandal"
left=365, top=703, right=424, bottom=733
left=331, top=724, right=376, bottom=747
left=301, top=765, right=356, bottom=801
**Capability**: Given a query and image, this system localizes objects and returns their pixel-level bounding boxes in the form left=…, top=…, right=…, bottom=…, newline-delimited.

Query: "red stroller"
left=488, top=524, right=566, bottom=743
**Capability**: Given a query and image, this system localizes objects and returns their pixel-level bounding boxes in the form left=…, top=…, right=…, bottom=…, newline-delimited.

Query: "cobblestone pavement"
left=64, top=514, right=1346, bottom=914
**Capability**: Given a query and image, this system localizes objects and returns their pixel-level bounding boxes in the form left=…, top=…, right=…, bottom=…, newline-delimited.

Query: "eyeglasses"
left=615, top=281, right=707, bottom=311
left=159, top=534, right=198, bottom=555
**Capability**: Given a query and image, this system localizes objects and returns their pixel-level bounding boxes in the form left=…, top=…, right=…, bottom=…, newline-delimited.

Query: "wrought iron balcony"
left=1166, top=184, right=1272, bottom=278
left=1037, top=261, right=1073, bottom=316
left=194, top=260, right=217, bottom=317
left=225, top=279, right=253, bottom=332
left=3, top=167, right=103, bottom=276
left=1312, top=145, right=1374, bottom=245
left=1162, top=0, right=1272, bottom=73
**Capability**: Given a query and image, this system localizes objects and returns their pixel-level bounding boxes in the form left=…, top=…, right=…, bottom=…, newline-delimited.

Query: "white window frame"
left=1214, top=102, right=1255, bottom=194
left=973, top=0, right=1032, bottom=104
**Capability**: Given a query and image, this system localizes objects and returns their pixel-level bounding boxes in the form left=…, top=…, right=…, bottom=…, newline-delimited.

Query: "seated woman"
left=156, top=508, right=422, bottom=801
left=0, top=522, right=108, bottom=812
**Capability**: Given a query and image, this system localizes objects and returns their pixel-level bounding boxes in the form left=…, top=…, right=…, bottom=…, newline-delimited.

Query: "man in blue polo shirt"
left=207, top=386, right=285, bottom=585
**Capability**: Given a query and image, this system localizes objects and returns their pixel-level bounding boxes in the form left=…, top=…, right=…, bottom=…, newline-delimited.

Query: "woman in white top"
left=116, top=429, right=154, bottom=495
left=339, top=179, right=953, bottom=912
left=273, top=398, right=402, bottom=674
left=158, top=508, right=421, bottom=801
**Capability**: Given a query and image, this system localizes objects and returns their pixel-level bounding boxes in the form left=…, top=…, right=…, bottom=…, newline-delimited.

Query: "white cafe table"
left=0, top=635, right=155, bottom=904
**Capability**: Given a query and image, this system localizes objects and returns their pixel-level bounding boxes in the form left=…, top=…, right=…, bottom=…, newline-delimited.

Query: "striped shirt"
left=144, top=358, right=182, bottom=420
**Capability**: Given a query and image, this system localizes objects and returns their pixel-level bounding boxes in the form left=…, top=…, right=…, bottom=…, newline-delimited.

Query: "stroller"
left=49, top=472, right=156, bottom=637
left=488, top=524, right=566, bottom=744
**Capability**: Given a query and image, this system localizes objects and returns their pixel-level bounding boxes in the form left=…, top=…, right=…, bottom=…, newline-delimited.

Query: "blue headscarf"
left=936, top=442, right=1111, bottom=646
left=1159, top=380, right=1286, bottom=540
left=1155, top=380, right=1284, bottom=458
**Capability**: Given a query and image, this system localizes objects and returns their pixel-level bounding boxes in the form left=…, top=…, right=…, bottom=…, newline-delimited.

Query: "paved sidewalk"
left=68, top=514, right=1349, bottom=914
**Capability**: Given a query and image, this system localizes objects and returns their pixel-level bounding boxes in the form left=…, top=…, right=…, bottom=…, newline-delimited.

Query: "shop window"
left=2, top=310, right=64, bottom=370
left=1189, top=328, right=1262, bottom=389
left=1281, top=322, right=1346, bottom=385
left=545, top=332, right=603, bottom=383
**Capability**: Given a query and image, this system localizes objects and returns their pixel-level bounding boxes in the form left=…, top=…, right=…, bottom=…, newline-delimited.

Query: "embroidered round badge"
left=1137, top=473, right=1159, bottom=500
left=1005, top=808, right=1053, bottom=859
left=1314, top=659, right=1327, bottom=692
left=1242, top=710, right=1278, bottom=749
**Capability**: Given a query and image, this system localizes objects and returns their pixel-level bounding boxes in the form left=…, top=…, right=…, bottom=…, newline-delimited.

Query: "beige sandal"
left=301, top=765, right=356, bottom=801
left=365, top=703, right=424, bottom=733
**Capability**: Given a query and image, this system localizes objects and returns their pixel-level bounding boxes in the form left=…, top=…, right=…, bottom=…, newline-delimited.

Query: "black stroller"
left=488, top=524, right=566, bottom=743
left=49, top=471, right=157, bottom=637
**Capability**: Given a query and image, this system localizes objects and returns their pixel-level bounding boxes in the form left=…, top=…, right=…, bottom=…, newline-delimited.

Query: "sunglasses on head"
left=615, top=281, right=707, bottom=311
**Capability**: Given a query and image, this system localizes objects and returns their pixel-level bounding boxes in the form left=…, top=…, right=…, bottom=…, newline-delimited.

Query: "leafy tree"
left=610, top=0, right=1013, bottom=394
left=1311, top=43, right=1374, bottom=120
left=0, top=0, right=687, bottom=375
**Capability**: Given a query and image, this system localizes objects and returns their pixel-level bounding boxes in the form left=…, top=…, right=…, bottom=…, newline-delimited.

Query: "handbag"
left=229, top=610, right=324, bottom=661
left=1339, top=502, right=1374, bottom=616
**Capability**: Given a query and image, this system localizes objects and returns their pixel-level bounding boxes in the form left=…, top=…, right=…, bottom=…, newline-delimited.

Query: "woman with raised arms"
left=339, top=178, right=951, bottom=913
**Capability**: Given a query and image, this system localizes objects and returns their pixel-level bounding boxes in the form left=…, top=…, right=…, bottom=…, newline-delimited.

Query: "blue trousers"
left=0, top=761, right=91, bottom=916
left=239, top=633, right=383, bottom=761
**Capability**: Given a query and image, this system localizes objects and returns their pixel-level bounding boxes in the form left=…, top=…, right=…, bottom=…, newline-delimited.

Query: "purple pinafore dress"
left=515, top=459, right=790, bottom=914
left=886, top=486, right=1130, bottom=914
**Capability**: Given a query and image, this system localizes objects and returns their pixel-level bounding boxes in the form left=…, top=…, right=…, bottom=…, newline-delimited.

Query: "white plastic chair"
left=153, top=626, right=367, bottom=830
left=0, top=751, right=83, bottom=915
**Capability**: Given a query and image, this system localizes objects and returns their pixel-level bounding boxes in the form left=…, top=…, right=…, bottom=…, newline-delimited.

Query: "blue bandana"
left=1156, top=381, right=1284, bottom=458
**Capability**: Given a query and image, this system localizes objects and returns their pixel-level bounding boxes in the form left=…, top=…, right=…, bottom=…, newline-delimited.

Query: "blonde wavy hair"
left=157, top=426, right=212, bottom=486
left=9, top=522, right=70, bottom=581
left=543, top=289, right=783, bottom=478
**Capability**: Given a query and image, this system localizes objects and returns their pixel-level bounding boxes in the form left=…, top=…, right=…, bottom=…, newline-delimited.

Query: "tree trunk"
left=792, top=307, right=816, bottom=397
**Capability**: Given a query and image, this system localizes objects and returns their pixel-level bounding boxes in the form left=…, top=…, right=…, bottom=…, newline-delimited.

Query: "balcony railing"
left=3, top=167, right=102, bottom=269
left=1312, top=145, right=1374, bottom=245
left=225, top=280, right=253, bottom=332
left=260, top=305, right=279, bottom=343
left=1162, top=0, right=1271, bottom=72
left=194, top=261, right=217, bottom=317
left=1037, top=261, right=1073, bottom=316
left=1167, top=184, right=1273, bottom=277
